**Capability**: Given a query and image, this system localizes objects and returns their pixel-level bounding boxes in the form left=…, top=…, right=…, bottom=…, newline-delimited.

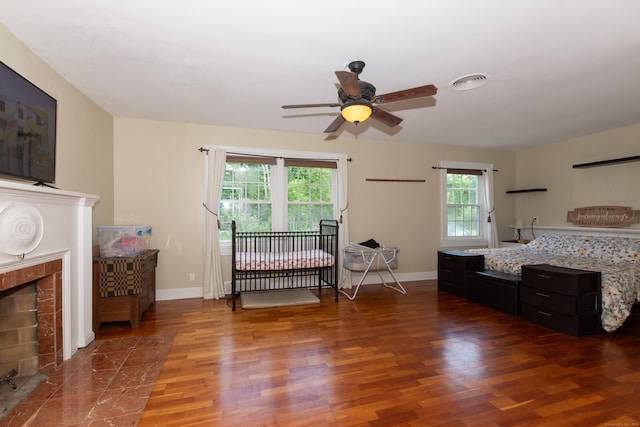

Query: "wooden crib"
left=231, top=220, right=339, bottom=310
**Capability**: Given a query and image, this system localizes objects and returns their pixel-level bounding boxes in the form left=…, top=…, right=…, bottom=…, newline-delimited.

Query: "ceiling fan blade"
left=282, top=103, right=341, bottom=109
left=335, top=71, right=361, bottom=99
left=373, top=84, right=438, bottom=104
left=324, top=115, right=346, bottom=133
left=371, top=107, right=403, bottom=127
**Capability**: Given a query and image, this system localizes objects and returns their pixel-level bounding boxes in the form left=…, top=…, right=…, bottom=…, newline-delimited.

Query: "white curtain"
left=203, top=148, right=226, bottom=299
left=337, top=157, right=352, bottom=289
left=483, top=166, right=499, bottom=248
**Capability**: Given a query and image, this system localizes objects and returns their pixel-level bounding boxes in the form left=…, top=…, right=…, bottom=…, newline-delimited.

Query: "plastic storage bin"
left=98, top=225, right=152, bottom=257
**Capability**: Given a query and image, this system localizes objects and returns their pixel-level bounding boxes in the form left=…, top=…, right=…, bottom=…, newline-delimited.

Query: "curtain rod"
left=198, top=147, right=352, bottom=162
left=431, top=166, right=498, bottom=172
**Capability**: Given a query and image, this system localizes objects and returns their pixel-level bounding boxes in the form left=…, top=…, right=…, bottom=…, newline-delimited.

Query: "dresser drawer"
left=437, top=279, right=466, bottom=298
left=522, top=304, right=600, bottom=336
left=521, top=287, right=598, bottom=315
left=520, top=286, right=575, bottom=315
left=522, top=264, right=600, bottom=296
left=438, top=266, right=465, bottom=285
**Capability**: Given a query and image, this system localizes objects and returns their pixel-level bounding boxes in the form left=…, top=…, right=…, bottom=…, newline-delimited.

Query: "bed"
left=468, top=234, right=640, bottom=332
left=231, top=220, right=339, bottom=310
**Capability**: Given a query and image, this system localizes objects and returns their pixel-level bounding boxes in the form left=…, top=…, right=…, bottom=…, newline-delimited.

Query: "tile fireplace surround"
left=0, top=180, right=99, bottom=364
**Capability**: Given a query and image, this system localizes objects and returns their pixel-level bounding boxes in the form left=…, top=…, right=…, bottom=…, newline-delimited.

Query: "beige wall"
left=515, top=124, right=640, bottom=229
left=0, top=24, right=115, bottom=233
left=4, top=20, right=640, bottom=299
left=114, top=117, right=516, bottom=293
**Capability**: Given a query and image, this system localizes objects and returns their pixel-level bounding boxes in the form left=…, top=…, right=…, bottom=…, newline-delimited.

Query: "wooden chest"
left=93, top=249, right=159, bottom=329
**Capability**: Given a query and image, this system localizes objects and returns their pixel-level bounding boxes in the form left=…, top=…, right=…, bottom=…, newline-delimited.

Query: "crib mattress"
left=235, top=249, right=334, bottom=271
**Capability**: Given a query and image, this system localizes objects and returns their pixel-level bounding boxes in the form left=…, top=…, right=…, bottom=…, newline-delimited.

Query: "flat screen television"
left=0, top=60, right=57, bottom=185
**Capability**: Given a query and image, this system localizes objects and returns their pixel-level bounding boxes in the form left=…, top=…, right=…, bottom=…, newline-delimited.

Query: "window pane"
left=287, top=166, right=334, bottom=231
left=446, top=173, right=481, bottom=238
left=220, top=162, right=272, bottom=238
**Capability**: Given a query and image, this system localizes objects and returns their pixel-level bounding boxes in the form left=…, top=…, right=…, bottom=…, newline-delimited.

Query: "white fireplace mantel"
left=0, top=179, right=99, bottom=360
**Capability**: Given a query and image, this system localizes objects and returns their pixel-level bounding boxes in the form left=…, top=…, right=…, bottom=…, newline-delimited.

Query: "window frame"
left=208, top=145, right=346, bottom=255
left=440, top=160, right=490, bottom=248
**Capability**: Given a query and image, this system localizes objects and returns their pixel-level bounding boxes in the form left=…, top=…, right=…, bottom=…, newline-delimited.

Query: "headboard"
left=521, top=225, right=640, bottom=241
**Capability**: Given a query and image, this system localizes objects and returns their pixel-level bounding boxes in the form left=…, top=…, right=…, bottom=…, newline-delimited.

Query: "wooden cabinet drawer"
left=438, top=279, right=466, bottom=298
left=522, top=304, right=600, bottom=337
left=522, top=264, right=600, bottom=296
left=438, top=266, right=465, bottom=285
left=521, top=287, right=598, bottom=315
left=520, top=286, right=576, bottom=315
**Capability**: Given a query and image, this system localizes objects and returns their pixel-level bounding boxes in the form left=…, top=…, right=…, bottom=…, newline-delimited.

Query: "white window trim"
left=440, top=160, right=489, bottom=248
left=206, top=145, right=347, bottom=256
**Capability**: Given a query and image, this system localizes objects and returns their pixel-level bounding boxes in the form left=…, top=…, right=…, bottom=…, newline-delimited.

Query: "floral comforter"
left=468, top=234, right=640, bottom=332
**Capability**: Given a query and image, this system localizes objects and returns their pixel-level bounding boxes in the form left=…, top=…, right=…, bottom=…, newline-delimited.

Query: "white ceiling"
left=2, top=0, right=640, bottom=150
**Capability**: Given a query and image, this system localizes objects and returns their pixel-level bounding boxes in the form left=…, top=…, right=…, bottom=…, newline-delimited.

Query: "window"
left=440, top=161, right=489, bottom=247
left=218, top=154, right=338, bottom=241
left=446, top=172, right=480, bottom=237
left=286, top=162, right=335, bottom=232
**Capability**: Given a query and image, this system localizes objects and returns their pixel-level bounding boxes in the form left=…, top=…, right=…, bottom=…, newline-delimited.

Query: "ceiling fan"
left=282, top=60, right=438, bottom=133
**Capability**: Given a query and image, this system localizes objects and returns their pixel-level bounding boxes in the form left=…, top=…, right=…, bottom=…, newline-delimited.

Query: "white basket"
left=343, top=243, right=399, bottom=272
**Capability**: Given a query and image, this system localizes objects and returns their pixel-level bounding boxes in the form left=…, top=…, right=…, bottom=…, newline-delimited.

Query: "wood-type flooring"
left=93, top=281, right=640, bottom=427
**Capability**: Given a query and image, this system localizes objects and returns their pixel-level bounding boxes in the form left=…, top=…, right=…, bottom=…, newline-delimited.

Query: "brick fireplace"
left=0, top=180, right=99, bottom=366
left=0, top=259, right=63, bottom=375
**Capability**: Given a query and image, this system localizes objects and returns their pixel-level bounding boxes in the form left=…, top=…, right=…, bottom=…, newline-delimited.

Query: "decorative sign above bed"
left=566, top=206, right=640, bottom=227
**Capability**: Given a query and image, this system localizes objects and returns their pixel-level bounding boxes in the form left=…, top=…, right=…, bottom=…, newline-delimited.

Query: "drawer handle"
left=444, top=257, right=453, bottom=260
left=538, top=310, right=552, bottom=317
left=536, top=292, right=550, bottom=298
left=536, top=274, right=552, bottom=279
left=444, top=269, right=453, bottom=273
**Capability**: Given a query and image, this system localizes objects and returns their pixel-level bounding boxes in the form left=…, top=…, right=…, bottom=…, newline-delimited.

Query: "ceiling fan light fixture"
left=341, top=101, right=372, bottom=123
left=450, top=73, right=489, bottom=91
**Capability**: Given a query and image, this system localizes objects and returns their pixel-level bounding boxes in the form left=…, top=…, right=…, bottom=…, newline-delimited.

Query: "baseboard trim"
left=155, top=271, right=437, bottom=301
left=156, top=286, right=203, bottom=301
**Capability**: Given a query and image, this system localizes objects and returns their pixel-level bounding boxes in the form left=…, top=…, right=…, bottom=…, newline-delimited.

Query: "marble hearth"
left=0, top=180, right=99, bottom=362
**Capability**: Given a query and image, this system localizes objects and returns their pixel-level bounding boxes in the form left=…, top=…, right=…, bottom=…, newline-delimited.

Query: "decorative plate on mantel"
left=567, top=206, right=640, bottom=228
left=0, top=202, right=44, bottom=256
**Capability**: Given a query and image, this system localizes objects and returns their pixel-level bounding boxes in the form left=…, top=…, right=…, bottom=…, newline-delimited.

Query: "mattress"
left=235, top=249, right=334, bottom=271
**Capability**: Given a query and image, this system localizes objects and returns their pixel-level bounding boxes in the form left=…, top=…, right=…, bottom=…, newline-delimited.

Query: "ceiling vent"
left=450, top=73, right=489, bottom=91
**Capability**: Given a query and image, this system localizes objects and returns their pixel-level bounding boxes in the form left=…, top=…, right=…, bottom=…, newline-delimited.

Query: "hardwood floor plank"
left=95, top=281, right=640, bottom=426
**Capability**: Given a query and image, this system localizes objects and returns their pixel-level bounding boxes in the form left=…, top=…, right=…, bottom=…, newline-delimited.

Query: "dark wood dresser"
left=437, top=250, right=483, bottom=298
left=521, top=264, right=601, bottom=336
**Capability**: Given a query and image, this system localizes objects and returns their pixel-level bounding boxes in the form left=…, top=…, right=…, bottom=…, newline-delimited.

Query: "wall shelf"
left=365, top=178, right=426, bottom=183
left=506, top=188, right=547, bottom=194
left=573, top=155, right=640, bottom=169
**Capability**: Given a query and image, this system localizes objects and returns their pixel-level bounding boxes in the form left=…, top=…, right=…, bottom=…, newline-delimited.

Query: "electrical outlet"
left=189, top=272, right=195, bottom=281
left=532, top=217, right=539, bottom=223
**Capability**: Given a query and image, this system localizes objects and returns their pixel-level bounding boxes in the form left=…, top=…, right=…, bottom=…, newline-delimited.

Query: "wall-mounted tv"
left=0, top=60, right=57, bottom=185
